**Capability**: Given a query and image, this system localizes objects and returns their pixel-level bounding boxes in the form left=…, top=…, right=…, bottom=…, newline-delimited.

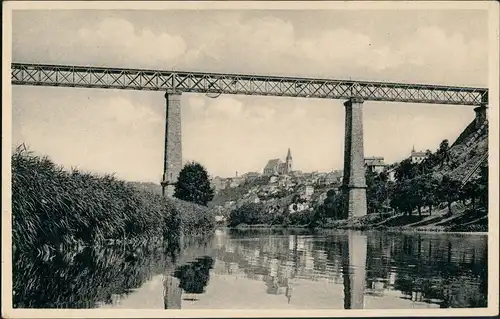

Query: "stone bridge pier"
left=161, top=90, right=183, bottom=197
left=342, top=97, right=368, bottom=219
left=342, top=232, right=367, bottom=309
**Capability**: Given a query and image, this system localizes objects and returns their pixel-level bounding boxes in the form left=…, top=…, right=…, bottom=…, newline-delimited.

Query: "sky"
left=11, top=9, right=489, bottom=182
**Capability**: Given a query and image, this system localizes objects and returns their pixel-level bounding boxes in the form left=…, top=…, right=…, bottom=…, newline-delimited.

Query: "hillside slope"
left=436, top=118, right=488, bottom=182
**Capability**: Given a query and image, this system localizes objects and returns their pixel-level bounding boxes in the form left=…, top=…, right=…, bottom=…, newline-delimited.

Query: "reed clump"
left=12, top=146, right=214, bottom=252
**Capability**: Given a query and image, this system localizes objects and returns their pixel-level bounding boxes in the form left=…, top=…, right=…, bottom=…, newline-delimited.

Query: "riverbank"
left=11, top=147, right=215, bottom=253
left=227, top=206, right=488, bottom=233
left=325, top=206, right=488, bottom=233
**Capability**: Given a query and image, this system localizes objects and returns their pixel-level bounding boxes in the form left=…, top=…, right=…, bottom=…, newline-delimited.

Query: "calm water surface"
left=13, top=229, right=488, bottom=309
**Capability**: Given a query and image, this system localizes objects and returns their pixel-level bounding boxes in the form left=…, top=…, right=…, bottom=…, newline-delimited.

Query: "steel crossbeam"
left=11, top=63, right=488, bottom=106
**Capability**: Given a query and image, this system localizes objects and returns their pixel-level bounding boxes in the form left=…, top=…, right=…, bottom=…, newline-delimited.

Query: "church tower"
left=285, top=148, right=293, bottom=174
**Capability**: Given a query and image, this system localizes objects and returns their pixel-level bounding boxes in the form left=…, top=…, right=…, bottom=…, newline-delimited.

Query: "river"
left=13, top=229, right=488, bottom=309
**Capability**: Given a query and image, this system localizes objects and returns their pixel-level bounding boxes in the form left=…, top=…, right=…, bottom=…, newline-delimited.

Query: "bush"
left=228, top=203, right=267, bottom=227
left=174, top=162, right=214, bottom=206
left=289, top=210, right=314, bottom=226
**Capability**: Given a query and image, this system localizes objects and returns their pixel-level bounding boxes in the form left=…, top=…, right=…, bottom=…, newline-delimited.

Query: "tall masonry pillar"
left=342, top=97, right=367, bottom=219
left=161, top=90, right=183, bottom=197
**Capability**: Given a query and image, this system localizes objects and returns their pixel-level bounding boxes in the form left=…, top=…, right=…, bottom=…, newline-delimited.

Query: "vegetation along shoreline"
left=11, top=146, right=215, bottom=255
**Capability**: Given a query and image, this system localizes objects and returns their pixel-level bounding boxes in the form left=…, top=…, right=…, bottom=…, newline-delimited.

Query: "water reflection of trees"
left=212, top=230, right=488, bottom=308
left=162, top=256, right=215, bottom=309
left=173, top=256, right=215, bottom=294
left=13, top=234, right=215, bottom=309
left=14, top=244, right=171, bottom=308
left=390, top=234, right=487, bottom=308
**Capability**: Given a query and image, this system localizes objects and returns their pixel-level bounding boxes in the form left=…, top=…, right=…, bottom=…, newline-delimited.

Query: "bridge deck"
left=11, top=63, right=488, bottom=106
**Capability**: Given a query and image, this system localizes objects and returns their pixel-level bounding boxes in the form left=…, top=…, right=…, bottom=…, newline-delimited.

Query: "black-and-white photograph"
left=2, top=1, right=499, bottom=317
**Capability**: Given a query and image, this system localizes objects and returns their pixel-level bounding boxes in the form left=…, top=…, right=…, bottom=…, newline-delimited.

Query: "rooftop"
left=264, top=159, right=281, bottom=170
left=411, top=151, right=427, bottom=157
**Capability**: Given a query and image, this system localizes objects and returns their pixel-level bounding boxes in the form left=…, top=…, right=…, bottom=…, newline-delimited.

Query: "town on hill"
left=208, top=114, right=488, bottom=232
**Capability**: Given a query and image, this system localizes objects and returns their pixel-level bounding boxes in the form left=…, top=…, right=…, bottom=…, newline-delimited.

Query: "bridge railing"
left=11, top=63, right=487, bottom=106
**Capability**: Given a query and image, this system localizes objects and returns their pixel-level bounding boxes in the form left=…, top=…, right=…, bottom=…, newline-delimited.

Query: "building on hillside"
left=365, top=157, right=387, bottom=174
left=298, top=185, right=314, bottom=199
left=291, top=170, right=303, bottom=177
left=317, top=192, right=328, bottom=204
left=305, top=186, right=314, bottom=198
left=317, top=170, right=343, bottom=186
left=224, top=201, right=235, bottom=208
left=386, top=167, right=397, bottom=182
left=332, top=170, right=343, bottom=183
left=263, top=148, right=293, bottom=175
left=410, top=146, right=428, bottom=164
left=215, top=215, right=226, bottom=223
left=242, top=172, right=261, bottom=181
left=289, top=202, right=310, bottom=214
left=210, top=176, right=227, bottom=193
left=228, top=178, right=244, bottom=188
left=269, top=176, right=279, bottom=184
left=249, top=195, right=260, bottom=204
left=316, top=172, right=327, bottom=178
left=278, top=175, right=294, bottom=188
left=263, top=159, right=281, bottom=175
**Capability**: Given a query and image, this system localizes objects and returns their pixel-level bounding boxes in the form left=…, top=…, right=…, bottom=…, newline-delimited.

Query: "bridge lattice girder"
left=11, top=63, right=488, bottom=106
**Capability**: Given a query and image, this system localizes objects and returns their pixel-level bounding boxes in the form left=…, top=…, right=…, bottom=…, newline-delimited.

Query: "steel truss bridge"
left=11, top=63, right=488, bottom=106
left=10, top=62, right=490, bottom=217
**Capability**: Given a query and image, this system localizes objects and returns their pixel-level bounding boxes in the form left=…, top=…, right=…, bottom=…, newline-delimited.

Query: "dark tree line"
left=387, top=140, right=487, bottom=217
left=227, top=139, right=487, bottom=227
left=314, top=139, right=488, bottom=221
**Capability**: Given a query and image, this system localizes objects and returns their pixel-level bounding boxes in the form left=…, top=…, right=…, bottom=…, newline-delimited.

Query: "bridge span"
left=11, top=62, right=489, bottom=218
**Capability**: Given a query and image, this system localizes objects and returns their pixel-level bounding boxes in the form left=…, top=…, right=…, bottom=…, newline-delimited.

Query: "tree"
left=395, top=159, right=419, bottom=182
left=173, top=256, right=214, bottom=294
left=410, top=176, right=426, bottom=217
left=408, top=174, right=439, bottom=217
left=324, top=189, right=345, bottom=220
left=366, top=170, right=389, bottom=215
left=421, top=174, right=439, bottom=216
left=437, top=139, right=452, bottom=167
left=461, top=181, right=479, bottom=210
left=311, top=204, right=327, bottom=227
left=313, top=188, right=344, bottom=222
left=390, top=178, right=414, bottom=216
left=437, top=175, right=461, bottom=215
left=228, top=202, right=265, bottom=227
left=379, top=171, right=389, bottom=183
left=421, top=149, right=439, bottom=172
left=174, top=162, right=214, bottom=206
left=477, top=164, right=488, bottom=208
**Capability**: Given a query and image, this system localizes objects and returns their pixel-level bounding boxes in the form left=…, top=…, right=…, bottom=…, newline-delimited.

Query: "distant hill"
left=127, top=181, right=163, bottom=195
left=208, top=176, right=270, bottom=208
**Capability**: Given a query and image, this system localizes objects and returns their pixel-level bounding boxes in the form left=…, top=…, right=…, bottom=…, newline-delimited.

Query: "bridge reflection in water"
left=160, top=232, right=371, bottom=309
left=199, top=231, right=371, bottom=309
left=342, top=233, right=367, bottom=309
left=13, top=229, right=487, bottom=309
left=160, top=229, right=486, bottom=309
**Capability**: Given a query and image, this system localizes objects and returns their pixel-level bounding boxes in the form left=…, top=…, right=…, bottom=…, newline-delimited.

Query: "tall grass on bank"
left=170, top=197, right=215, bottom=235
left=12, top=146, right=214, bottom=252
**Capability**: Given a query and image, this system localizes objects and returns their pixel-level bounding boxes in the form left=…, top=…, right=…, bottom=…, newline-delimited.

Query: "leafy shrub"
left=228, top=203, right=268, bottom=227
left=174, top=162, right=214, bottom=206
